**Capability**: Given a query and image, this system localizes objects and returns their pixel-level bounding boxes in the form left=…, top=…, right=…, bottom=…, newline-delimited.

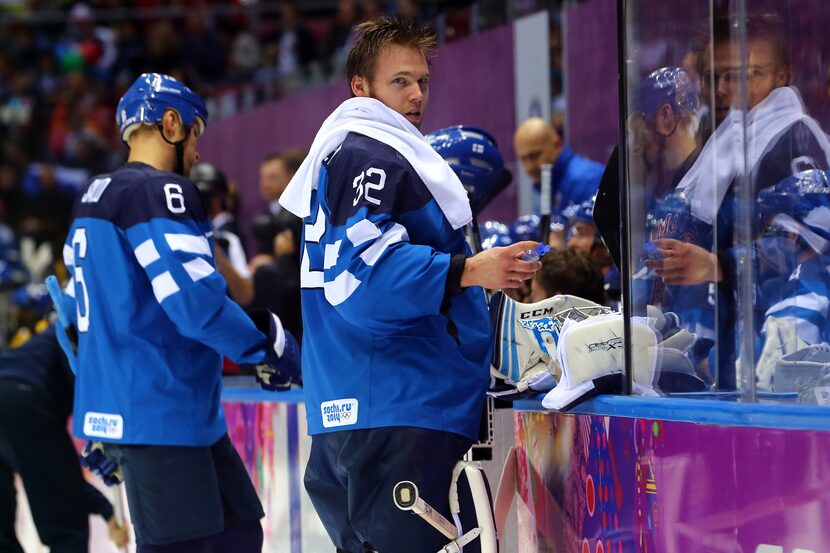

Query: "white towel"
left=676, top=86, right=830, bottom=225
left=279, top=97, right=472, bottom=230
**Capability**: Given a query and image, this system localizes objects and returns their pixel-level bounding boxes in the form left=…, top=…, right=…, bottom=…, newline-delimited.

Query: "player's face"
left=566, top=221, right=596, bottom=253
left=746, top=39, right=788, bottom=110
left=702, top=41, right=738, bottom=126
left=354, top=44, right=430, bottom=129
left=182, top=124, right=201, bottom=177
left=259, top=158, right=289, bottom=202
left=515, top=134, right=558, bottom=183
left=702, top=39, right=787, bottom=126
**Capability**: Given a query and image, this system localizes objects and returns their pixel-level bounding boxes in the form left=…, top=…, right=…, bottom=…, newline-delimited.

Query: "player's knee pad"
left=450, top=461, right=498, bottom=553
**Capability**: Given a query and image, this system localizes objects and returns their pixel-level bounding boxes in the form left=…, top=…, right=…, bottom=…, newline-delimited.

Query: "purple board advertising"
left=514, top=411, right=830, bottom=553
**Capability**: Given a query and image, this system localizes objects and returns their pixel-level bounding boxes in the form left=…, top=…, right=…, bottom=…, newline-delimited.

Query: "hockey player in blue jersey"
left=279, top=17, right=540, bottom=553
left=753, top=170, right=830, bottom=388
left=61, top=73, right=300, bottom=553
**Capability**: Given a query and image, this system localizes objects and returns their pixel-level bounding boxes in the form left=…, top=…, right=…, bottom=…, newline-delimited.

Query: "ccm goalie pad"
left=394, top=461, right=497, bottom=553
left=488, top=291, right=612, bottom=399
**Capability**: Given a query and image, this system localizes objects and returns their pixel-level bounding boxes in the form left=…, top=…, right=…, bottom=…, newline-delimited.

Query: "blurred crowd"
left=0, top=0, right=560, bottom=344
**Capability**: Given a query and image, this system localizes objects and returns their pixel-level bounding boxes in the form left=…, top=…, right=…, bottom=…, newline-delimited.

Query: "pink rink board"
left=513, top=411, right=830, bottom=553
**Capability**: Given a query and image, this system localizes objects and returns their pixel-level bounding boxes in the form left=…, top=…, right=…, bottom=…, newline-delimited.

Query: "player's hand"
left=644, top=238, right=722, bottom=285
left=460, top=240, right=542, bottom=290
left=249, top=309, right=301, bottom=391
left=107, top=515, right=129, bottom=548
left=80, top=441, right=122, bottom=486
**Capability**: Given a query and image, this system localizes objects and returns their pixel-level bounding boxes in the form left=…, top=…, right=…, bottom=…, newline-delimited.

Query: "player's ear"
left=351, top=75, right=369, bottom=97
left=655, top=103, right=677, bottom=136
left=161, top=109, right=182, bottom=140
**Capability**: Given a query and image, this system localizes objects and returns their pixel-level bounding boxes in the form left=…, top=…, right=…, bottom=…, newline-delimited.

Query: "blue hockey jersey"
left=300, top=133, right=491, bottom=441
left=64, top=162, right=269, bottom=445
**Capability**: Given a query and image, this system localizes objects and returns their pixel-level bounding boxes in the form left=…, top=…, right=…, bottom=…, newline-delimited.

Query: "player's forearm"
left=217, top=263, right=254, bottom=307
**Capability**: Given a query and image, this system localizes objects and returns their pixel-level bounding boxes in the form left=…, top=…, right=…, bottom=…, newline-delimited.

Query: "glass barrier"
left=622, top=0, right=830, bottom=406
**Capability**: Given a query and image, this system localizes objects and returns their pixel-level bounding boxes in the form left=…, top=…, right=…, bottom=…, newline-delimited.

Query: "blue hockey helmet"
left=509, top=214, right=540, bottom=242
left=563, top=197, right=601, bottom=246
left=562, top=198, right=595, bottom=225
left=480, top=220, right=512, bottom=250
left=116, top=73, right=208, bottom=147
left=427, top=126, right=510, bottom=215
left=632, top=67, right=700, bottom=122
left=756, top=169, right=830, bottom=254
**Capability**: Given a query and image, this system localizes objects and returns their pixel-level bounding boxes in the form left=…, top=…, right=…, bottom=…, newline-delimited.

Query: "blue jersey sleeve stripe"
left=164, top=233, right=212, bottom=257
left=182, top=257, right=215, bottom=282
left=134, top=239, right=161, bottom=268
left=151, top=271, right=180, bottom=303
left=359, top=223, right=408, bottom=266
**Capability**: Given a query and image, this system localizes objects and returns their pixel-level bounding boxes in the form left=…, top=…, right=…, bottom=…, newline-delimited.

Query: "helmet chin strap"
left=156, top=123, right=191, bottom=176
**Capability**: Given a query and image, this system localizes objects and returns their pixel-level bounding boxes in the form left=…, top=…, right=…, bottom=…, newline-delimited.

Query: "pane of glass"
left=622, top=0, right=830, bottom=406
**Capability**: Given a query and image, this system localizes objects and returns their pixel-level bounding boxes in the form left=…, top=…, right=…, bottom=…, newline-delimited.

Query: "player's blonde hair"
left=346, top=17, right=436, bottom=86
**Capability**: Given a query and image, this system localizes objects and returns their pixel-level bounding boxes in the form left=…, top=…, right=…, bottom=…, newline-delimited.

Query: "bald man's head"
left=513, top=117, right=563, bottom=183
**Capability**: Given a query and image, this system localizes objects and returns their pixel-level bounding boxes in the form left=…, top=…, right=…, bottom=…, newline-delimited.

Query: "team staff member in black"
left=0, top=325, right=128, bottom=553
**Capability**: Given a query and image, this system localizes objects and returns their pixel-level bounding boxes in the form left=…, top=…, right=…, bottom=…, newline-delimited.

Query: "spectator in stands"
left=513, top=116, right=603, bottom=213
left=181, top=12, right=228, bottom=87
left=57, top=3, right=118, bottom=81
left=19, top=164, right=73, bottom=261
left=0, top=164, right=23, bottom=233
left=264, top=2, right=317, bottom=90
left=324, top=0, right=360, bottom=78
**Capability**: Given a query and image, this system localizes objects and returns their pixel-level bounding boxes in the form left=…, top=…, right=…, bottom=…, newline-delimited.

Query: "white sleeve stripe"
left=182, top=257, right=215, bottom=282
left=324, top=271, right=361, bottom=306
left=164, top=233, right=212, bottom=257
left=359, top=224, right=408, bottom=266
left=151, top=271, right=180, bottom=303
left=301, top=247, right=323, bottom=288
left=324, top=240, right=341, bottom=270
left=346, top=219, right=382, bottom=247
left=63, top=244, right=74, bottom=266
left=134, top=239, right=161, bottom=268
left=765, top=292, right=830, bottom=316
left=305, top=205, right=327, bottom=243
left=65, top=278, right=76, bottom=298
left=271, top=313, right=286, bottom=356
